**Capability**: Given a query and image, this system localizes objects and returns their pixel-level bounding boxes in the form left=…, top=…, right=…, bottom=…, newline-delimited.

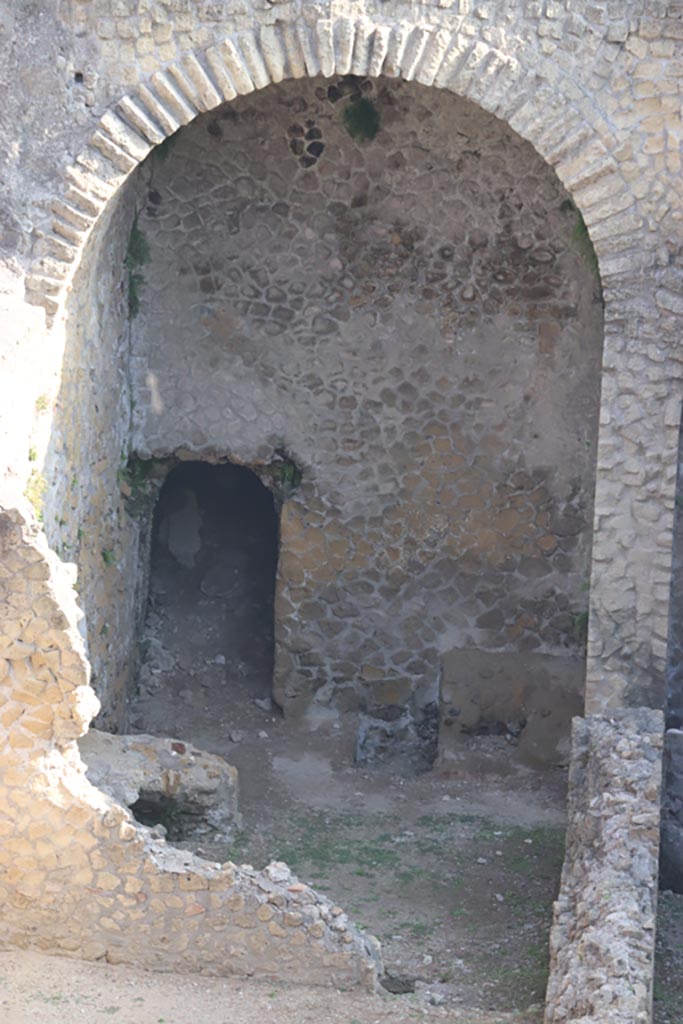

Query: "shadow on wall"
left=142, top=459, right=279, bottom=707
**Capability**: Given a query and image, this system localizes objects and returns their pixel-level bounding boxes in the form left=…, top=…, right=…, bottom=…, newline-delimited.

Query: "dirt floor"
left=119, top=478, right=565, bottom=1021
left=1, top=894, right=682, bottom=1024
left=0, top=947, right=538, bottom=1024
left=93, top=472, right=682, bottom=1023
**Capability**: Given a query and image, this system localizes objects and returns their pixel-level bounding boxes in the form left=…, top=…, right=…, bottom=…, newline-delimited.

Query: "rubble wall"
left=0, top=505, right=380, bottom=986
left=13, top=2, right=683, bottom=719
left=36, top=190, right=147, bottom=729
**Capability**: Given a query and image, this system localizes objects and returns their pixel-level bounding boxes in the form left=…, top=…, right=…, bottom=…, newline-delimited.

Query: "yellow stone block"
left=16, top=870, right=47, bottom=892
left=9, top=684, right=45, bottom=705
left=178, top=873, right=208, bottom=891
left=0, top=704, right=23, bottom=729
left=7, top=789, right=31, bottom=810
left=185, top=901, right=206, bottom=916
left=72, top=867, right=94, bottom=886
left=95, top=872, right=121, bottom=891
left=8, top=730, right=35, bottom=749
left=22, top=717, right=53, bottom=737
left=99, top=916, right=121, bottom=932
left=57, top=847, right=89, bottom=869
left=149, top=875, right=174, bottom=893
left=26, top=820, right=52, bottom=841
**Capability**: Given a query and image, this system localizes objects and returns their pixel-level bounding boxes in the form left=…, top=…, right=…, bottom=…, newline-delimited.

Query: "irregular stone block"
left=78, top=729, right=240, bottom=840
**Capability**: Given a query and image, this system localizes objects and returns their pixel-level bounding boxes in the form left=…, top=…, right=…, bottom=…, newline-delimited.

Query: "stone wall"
left=0, top=504, right=380, bottom=986
left=13, top=1, right=683, bottom=719
left=126, top=77, right=602, bottom=760
left=2, top=0, right=683, bottom=1015
left=37, top=188, right=146, bottom=729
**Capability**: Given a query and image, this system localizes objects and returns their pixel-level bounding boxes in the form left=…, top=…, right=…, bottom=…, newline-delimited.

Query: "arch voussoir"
left=150, top=69, right=197, bottom=123
left=331, top=15, right=356, bottom=76
left=116, top=96, right=166, bottom=146
left=412, top=26, right=453, bottom=87
left=25, top=13, right=634, bottom=324
left=258, top=24, right=288, bottom=84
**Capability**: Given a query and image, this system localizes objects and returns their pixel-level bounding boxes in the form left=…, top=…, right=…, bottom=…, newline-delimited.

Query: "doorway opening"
left=131, top=461, right=279, bottom=741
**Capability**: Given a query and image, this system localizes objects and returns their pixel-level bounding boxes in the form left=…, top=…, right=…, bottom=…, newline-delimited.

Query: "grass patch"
left=118, top=454, right=172, bottom=517
left=212, top=804, right=563, bottom=1015
left=561, top=199, right=600, bottom=278
left=262, top=452, right=302, bottom=499
left=25, top=469, right=47, bottom=522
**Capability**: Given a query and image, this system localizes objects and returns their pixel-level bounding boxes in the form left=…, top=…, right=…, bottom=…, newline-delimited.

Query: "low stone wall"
left=0, top=501, right=380, bottom=988
left=544, top=709, right=664, bottom=1024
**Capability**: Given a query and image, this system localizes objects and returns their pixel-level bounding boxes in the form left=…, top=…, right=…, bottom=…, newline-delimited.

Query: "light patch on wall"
left=146, top=372, right=164, bottom=415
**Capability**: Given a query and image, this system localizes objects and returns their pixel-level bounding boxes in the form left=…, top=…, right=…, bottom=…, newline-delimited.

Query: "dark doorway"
left=136, top=461, right=278, bottom=730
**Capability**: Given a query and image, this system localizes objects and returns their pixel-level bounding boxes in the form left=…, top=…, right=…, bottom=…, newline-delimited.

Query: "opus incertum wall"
left=123, top=75, right=603, bottom=771
left=1, top=3, right=682, bottom=1022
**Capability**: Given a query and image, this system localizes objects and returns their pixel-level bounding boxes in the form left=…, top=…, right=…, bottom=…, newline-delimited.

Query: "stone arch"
left=26, top=15, right=637, bottom=321
left=23, top=9, right=668, bottom=725
left=4, top=7, right=680, bottom=1012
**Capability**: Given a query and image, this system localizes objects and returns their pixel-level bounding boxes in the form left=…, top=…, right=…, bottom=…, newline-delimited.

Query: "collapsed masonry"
left=0, top=504, right=381, bottom=985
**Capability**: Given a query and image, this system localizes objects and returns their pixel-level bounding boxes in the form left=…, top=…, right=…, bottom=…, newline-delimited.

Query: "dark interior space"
left=133, top=461, right=279, bottom=729
left=661, top=417, right=683, bottom=894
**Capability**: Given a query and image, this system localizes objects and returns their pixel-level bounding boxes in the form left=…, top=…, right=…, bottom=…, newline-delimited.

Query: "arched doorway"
left=110, top=73, right=602, bottom=1012
left=126, top=75, right=602, bottom=775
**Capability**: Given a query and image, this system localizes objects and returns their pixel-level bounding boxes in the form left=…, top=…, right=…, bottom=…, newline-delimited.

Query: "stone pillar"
left=585, top=303, right=681, bottom=715
left=544, top=709, right=664, bottom=1024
